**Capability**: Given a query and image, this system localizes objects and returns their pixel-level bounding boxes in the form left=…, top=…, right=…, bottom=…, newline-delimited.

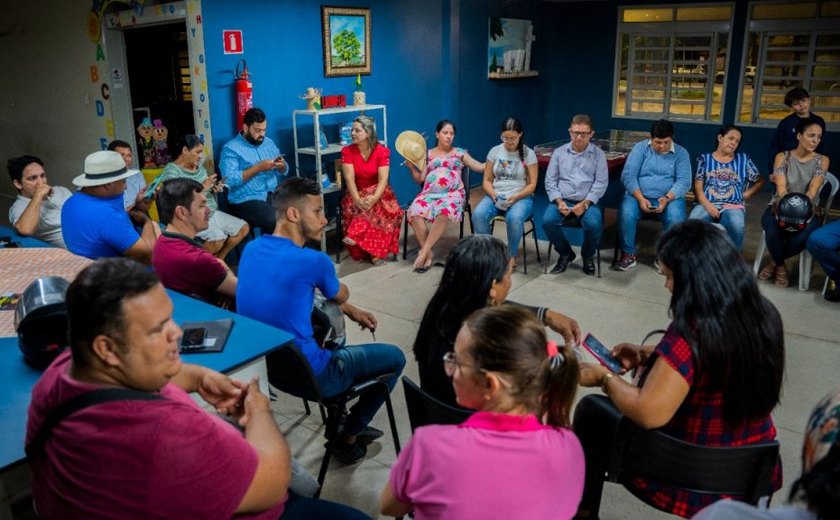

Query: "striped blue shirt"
left=694, top=152, right=760, bottom=206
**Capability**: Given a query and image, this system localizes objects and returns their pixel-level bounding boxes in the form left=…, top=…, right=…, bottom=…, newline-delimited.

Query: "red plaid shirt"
left=630, top=326, right=782, bottom=517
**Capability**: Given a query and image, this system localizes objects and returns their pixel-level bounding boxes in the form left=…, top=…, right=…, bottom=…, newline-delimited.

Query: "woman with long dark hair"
left=472, top=117, right=539, bottom=266
left=382, top=305, right=584, bottom=519
left=413, top=234, right=580, bottom=407
left=574, top=220, right=785, bottom=518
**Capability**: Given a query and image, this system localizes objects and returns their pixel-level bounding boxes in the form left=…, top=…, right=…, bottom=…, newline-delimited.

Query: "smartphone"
left=581, top=333, right=623, bottom=373
left=648, top=201, right=659, bottom=210
left=180, top=327, right=207, bottom=350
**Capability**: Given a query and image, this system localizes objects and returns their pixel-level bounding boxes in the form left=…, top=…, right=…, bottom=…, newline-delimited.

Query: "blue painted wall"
left=201, top=0, right=835, bottom=209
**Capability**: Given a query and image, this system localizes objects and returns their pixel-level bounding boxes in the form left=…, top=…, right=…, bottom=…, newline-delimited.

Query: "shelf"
left=323, top=183, right=342, bottom=194
left=298, top=143, right=343, bottom=156
left=292, top=104, right=386, bottom=116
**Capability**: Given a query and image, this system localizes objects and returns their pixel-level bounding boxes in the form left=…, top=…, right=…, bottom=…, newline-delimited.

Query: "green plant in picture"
left=333, top=29, right=362, bottom=66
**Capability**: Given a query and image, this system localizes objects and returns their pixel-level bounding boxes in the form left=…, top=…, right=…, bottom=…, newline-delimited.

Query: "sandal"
left=774, top=267, right=790, bottom=288
left=757, top=264, right=776, bottom=281
left=342, top=237, right=357, bottom=247
left=371, top=257, right=387, bottom=267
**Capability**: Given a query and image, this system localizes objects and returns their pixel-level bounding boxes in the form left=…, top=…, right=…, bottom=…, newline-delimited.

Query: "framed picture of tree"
left=321, top=6, right=371, bottom=77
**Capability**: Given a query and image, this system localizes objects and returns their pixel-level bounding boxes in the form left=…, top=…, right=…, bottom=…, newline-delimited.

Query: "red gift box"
left=320, top=94, right=346, bottom=108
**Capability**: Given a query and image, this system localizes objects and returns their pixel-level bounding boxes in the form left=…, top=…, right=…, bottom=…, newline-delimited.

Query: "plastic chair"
left=265, top=344, right=401, bottom=497
left=489, top=215, right=541, bottom=274
left=401, top=376, right=473, bottom=432
left=605, top=415, right=780, bottom=513
left=752, top=172, right=839, bottom=291
left=544, top=212, right=602, bottom=278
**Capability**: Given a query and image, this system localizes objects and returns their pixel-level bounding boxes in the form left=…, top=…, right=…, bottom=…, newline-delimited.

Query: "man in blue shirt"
left=62, top=150, right=160, bottom=262
left=237, top=177, right=405, bottom=464
left=542, top=114, right=608, bottom=275
left=616, top=119, right=691, bottom=271
left=219, top=108, right=288, bottom=235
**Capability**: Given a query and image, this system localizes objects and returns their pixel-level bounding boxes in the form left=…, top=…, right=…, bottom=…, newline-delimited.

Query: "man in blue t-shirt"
left=237, top=177, right=405, bottom=464
left=62, top=150, right=160, bottom=262
left=616, top=119, right=691, bottom=271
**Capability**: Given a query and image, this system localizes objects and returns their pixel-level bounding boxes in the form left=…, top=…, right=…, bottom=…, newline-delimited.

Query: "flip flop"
left=413, top=265, right=430, bottom=273
left=757, top=264, right=776, bottom=281
left=342, top=237, right=357, bottom=247
left=372, top=258, right=387, bottom=267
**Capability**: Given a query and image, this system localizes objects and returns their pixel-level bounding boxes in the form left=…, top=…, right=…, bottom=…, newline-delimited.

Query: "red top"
left=26, top=350, right=286, bottom=519
left=152, top=232, right=227, bottom=301
left=341, top=143, right=390, bottom=189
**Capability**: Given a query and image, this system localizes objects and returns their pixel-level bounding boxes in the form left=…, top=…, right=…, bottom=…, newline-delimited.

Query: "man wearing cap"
left=62, top=150, right=160, bottom=263
left=7, top=155, right=73, bottom=247
left=152, top=178, right=237, bottom=304
left=220, top=107, right=287, bottom=235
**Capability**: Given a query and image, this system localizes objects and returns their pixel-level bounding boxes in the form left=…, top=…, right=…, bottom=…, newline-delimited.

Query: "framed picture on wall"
left=321, top=6, right=371, bottom=77
left=487, top=17, right=539, bottom=79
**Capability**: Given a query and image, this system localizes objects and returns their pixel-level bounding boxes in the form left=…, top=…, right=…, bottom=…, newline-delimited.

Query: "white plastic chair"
left=752, top=172, right=839, bottom=291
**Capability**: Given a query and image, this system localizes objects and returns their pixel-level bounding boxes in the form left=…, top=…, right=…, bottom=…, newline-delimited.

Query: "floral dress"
left=407, top=148, right=467, bottom=223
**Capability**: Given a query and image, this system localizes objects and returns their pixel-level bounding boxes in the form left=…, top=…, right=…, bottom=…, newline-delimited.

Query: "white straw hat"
left=73, top=150, right=138, bottom=187
left=395, top=131, right=427, bottom=172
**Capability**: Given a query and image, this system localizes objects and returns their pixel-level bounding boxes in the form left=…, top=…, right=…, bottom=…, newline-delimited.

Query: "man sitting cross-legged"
left=26, top=258, right=367, bottom=519
left=237, top=177, right=406, bottom=464
left=152, top=178, right=237, bottom=306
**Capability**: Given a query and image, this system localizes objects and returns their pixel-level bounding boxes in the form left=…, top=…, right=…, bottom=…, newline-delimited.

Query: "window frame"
left=611, top=3, right=735, bottom=125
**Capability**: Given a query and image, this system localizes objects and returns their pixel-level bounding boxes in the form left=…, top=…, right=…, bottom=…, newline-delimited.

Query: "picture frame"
left=487, top=17, right=539, bottom=79
left=321, top=6, right=371, bottom=77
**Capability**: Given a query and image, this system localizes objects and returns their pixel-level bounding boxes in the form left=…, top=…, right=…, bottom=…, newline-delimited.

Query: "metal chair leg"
left=302, top=399, right=311, bottom=415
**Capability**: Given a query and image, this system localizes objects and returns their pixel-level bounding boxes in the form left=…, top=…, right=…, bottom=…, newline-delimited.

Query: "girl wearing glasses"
left=472, top=117, right=539, bottom=266
left=381, top=305, right=584, bottom=519
left=757, top=117, right=829, bottom=288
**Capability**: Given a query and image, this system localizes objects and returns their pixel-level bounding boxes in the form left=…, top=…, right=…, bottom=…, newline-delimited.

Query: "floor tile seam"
left=781, top=329, right=840, bottom=348
left=514, top=275, right=670, bottom=308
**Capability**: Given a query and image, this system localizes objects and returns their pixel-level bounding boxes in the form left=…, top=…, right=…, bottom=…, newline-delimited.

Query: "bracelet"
left=600, top=371, right=614, bottom=393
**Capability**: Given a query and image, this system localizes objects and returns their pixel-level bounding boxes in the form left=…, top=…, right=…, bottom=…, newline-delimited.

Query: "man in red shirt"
left=152, top=178, right=237, bottom=303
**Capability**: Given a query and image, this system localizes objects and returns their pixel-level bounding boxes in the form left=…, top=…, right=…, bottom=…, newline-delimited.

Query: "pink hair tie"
left=546, top=340, right=558, bottom=357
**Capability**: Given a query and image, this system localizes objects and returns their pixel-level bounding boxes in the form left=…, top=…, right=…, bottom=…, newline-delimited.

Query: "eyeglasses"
left=442, top=351, right=483, bottom=377
left=569, top=130, right=592, bottom=138
left=802, top=133, right=822, bottom=141
left=500, top=135, right=520, bottom=143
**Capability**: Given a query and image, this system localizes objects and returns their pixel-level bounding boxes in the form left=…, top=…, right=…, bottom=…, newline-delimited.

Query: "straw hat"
left=73, top=150, right=138, bottom=187
left=395, top=131, right=427, bottom=172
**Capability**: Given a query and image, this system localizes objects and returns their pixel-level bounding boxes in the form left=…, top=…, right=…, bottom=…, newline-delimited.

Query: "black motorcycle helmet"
left=15, top=276, right=70, bottom=369
left=775, top=192, right=814, bottom=233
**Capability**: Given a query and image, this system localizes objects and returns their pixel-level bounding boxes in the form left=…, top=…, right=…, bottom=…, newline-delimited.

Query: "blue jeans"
left=542, top=199, right=603, bottom=259
left=282, top=491, right=370, bottom=519
left=806, top=219, right=840, bottom=283
left=761, top=207, right=820, bottom=265
left=315, top=343, right=405, bottom=436
left=688, top=204, right=746, bottom=251
left=472, top=195, right=534, bottom=257
left=618, top=194, right=686, bottom=255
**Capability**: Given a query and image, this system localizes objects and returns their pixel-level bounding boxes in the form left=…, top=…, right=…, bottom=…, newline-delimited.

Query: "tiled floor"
left=268, top=191, right=839, bottom=519
left=2, top=191, right=838, bottom=519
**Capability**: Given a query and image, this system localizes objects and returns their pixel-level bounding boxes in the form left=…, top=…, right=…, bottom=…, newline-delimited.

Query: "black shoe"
left=330, top=438, right=367, bottom=464
left=583, top=257, right=596, bottom=276
left=825, top=287, right=840, bottom=303
left=355, top=426, right=384, bottom=445
left=550, top=251, right=576, bottom=274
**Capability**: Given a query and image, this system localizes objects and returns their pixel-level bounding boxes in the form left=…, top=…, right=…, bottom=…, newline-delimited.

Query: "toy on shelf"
left=300, top=87, right=322, bottom=111
left=353, top=74, right=365, bottom=106
left=151, top=119, right=171, bottom=167
left=136, top=117, right=155, bottom=169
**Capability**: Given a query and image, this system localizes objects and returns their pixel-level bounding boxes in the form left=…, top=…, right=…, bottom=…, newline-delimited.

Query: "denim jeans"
left=282, top=491, right=370, bottom=519
left=618, top=194, right=686, bottom=255
left=542, top=199, right=603, bottom=259
left=472, top=195, right=534, bottom=257
left=315, top=343, right=405, bottom=436
left=688, top=204, right=746, bottom=251
left=806, top=219, right=840, bottom=283
left=760, top=207, right=820, bottom=265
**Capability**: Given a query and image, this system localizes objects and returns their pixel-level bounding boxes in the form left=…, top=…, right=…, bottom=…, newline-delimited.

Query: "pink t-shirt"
left=390, top=411, right=585, bottom=519
left=26, top=350, right=286, bottom=519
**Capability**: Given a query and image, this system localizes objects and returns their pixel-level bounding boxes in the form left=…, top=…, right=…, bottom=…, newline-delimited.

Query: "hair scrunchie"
left=546, top=341, right=565, bottom=370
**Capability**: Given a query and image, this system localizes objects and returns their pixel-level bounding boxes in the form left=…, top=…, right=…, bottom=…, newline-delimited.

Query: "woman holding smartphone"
left=573, top=220, right=785, bottom=518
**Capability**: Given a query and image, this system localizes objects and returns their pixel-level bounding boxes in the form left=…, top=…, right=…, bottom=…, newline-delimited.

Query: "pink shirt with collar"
left=389, top=411, right=585, bottom=519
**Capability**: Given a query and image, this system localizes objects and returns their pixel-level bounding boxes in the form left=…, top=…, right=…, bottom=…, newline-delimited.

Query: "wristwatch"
left=583, top=200, right=591, bottom=210
left=601, top=371, right=614, bottom=393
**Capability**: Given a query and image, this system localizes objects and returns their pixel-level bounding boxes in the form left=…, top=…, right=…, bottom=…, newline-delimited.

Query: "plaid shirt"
left=630, top=325, right=782, bottom=517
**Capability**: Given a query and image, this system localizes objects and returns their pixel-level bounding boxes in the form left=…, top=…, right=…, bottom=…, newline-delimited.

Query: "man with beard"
left=237, top=177, right=405, bottom=464
left=220, top=108, right=288, bottom=234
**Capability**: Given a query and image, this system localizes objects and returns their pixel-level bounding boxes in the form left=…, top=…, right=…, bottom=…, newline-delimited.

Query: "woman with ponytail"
left=381, top=305, right=584, bottom=519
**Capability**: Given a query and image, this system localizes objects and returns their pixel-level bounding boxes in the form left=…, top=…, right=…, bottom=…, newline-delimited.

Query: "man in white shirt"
left=7, top=155, right=72, bottom=247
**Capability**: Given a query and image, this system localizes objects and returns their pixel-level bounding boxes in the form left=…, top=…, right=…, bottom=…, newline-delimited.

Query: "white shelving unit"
left=291, top=104, right=388, bottom=259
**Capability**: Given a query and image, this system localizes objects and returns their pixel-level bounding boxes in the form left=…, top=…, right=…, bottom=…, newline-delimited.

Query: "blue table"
left=0, top=224, right=52, bottom=248
left=0, top=289, right=294, bottom=471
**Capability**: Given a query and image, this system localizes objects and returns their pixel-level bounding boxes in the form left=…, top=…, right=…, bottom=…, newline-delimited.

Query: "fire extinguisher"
left=234, top=60, right=253, bottom=131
